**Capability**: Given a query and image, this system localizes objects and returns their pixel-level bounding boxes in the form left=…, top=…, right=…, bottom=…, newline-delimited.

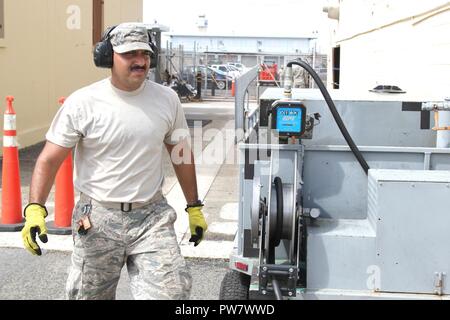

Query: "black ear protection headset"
left=93, top=25, right=158, bottom=69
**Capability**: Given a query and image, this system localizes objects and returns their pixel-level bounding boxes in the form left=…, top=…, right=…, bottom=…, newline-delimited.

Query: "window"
left=92, top=0, right=104, bottom=45
left=257, top=40, right=262, bottom=52
left=0, top=0, right=4, bottom=39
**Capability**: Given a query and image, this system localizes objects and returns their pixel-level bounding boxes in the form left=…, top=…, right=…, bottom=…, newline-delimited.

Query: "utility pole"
left=311, top=39, right=317, bottom=89
left=194, top=41, right=197, bottom=86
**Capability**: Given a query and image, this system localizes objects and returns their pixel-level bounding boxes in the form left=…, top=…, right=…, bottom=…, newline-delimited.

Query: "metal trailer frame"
left=228, top=85, right=450, bottom=300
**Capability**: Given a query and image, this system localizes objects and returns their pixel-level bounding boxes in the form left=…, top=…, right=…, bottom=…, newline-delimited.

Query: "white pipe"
left=437, top=111, right=450, bottom=148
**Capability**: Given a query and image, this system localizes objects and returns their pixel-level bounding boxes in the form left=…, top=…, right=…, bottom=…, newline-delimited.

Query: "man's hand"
left=21, top=204, right=49, bottom=256
left=186, top=205, right=207, bottom=246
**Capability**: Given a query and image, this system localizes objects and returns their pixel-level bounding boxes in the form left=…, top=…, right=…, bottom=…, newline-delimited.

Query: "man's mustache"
left=130, top=65, right=147, bottom=71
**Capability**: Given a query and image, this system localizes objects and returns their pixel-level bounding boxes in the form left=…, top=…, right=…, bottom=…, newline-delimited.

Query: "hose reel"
left=269, top=177, right=294, bottom=247
left=251, top=176, right=295, bottom=248
left=252, top=174, right=299, bottom=299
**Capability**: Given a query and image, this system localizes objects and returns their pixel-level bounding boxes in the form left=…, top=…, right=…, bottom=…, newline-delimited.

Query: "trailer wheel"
left=219, top=270, right=250, bottom=300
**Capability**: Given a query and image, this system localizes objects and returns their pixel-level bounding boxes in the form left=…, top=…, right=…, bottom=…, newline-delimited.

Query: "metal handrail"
left=235, top=66, right=259, bottom=142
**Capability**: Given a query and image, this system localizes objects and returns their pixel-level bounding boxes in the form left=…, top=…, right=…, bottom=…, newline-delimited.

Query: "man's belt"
left=79, top=191, right=163, bottom=212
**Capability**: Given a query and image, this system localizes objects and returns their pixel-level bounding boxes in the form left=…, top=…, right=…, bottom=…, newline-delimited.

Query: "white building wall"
left=169, top=36, right=312, bottom=54
left=330, top=0, right=450, bottom=98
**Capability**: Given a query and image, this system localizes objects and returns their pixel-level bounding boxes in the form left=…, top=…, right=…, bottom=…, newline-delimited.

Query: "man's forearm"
left=29, top=157, right=61, bottom=204
left=29, top=142, right=71, bottom=205
left=166, top=142, right=199, bottom=204
left=172, top=156, right=199, bottom=205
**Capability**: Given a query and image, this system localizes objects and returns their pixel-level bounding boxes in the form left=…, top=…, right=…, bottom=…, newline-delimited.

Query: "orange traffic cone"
left=0, top=96, right=24, bottom=232
left=231, top=79, right=236, bottom=97
left=47, top=97, right=73, bottom=235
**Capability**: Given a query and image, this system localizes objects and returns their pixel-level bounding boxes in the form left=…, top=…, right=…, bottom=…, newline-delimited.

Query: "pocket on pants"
left=166, top=249, right=192, bottom=299
left=71, top=201, right=85, bottom=243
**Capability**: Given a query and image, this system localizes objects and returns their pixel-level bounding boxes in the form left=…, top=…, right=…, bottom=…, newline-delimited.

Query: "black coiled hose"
left=286, top=60, right=370, bottom=175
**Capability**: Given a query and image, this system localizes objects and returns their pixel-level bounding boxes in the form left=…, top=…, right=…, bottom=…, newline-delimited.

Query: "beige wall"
left=327, top=0, right=450, bottom=99
left=0, top=0, right=142, bottom=154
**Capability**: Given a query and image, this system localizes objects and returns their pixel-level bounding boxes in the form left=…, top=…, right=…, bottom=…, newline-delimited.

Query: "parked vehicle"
left=227, top=65, right=242, bottom=74
left=181, top=65, right=233, bottom=90
left=210, top=64, right=241, bottom=79
left=205, top=66, right=234, bottom=89
left=227, top=62, right=247, bottom=73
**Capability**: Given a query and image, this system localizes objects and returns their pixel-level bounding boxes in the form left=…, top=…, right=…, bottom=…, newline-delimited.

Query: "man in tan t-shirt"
left=20, top=22, right=207, bottom=300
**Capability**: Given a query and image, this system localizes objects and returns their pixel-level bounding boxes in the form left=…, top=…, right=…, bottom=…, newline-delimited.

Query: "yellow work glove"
left=21, top=203, right=49, bottom=256
left=186, top=202, right=208, bottom=246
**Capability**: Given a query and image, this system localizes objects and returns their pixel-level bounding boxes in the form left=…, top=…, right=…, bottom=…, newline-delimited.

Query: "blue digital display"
left=276, top=107, right=302, bottom=133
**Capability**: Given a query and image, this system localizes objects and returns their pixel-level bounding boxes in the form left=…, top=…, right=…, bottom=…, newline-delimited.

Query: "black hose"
left=272, top=279, right=283, bottom=300
left=274, top=177, right=283, bottom=247
left=286, top=60, right=370, bottom=175
left=268, top=177, right=283, bottom=264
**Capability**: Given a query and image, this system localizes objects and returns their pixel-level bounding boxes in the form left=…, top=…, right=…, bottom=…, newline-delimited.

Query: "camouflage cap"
left=109, top=23, right=153, bottom=54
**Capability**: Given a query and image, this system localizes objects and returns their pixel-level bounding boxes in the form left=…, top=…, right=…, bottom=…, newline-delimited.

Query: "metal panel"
left=431, top=153, right=450, bottom=170
left=259, top=88, right=436, bottom=148
left=298, top=289, right=450, bottom=300
left=238, top=152, right=271, bottom=257
left=237, top=146, right=247, bottom=256
left=307, top=218, right=376, bottom=290
left=370, top=170, right=450, bottom=295
left=303, top=146, right=450, bottom=219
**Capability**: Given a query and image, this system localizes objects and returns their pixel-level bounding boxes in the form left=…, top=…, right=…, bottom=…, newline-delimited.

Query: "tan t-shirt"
left=46, top=78, right=189, bottom=202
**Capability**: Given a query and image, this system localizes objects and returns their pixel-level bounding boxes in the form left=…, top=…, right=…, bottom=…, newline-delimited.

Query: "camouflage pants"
left=66, top=196, right=192, bottom=300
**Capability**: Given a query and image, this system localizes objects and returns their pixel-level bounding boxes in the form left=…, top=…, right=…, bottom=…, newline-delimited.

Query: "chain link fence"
left=153, top=44, right=327, bottom=100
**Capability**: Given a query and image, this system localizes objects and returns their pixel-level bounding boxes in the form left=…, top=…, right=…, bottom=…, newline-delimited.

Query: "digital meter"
left=270, top=101, right=307, bottom=137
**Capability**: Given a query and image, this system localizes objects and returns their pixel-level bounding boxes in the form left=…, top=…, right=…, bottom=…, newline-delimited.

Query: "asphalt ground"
left=0, top=248, right=229, bottom=300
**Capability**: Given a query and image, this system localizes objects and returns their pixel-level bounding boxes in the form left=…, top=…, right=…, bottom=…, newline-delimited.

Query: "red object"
left=259, top=63, right=278, bottom=81
left=231, top=80, right=235, bottom=97
left=54, top=151, right=74, bottom=227
left=1, top=96, right=23, bottom=224
left=235, top=261, right=249, bottom=272
left=54, top=97, right=74, bottom=228
left=58, top=97, right=66, bottom=105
